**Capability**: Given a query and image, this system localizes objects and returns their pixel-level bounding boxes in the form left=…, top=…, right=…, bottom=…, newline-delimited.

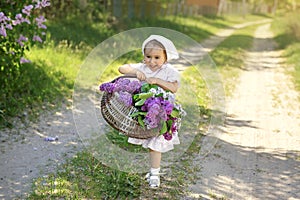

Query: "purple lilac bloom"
left=171, top=121, right=177, bottom=133
left=17, top=35, right=28, bottom=46
left=0, top=12, right=9, bottom=23
left=100, top=79, right=142, bottom=94
left=163, top=132, right=172, bottom=141
left=35, top=15, right=47, bottom=29
left=161, top=100, right=174, bottom=115
left=20, top=57, right=31, bottom=63
left=113, top=78, right=130, bottom=92
left=12, top=14, right=23, bottom=25
left=22, top=5, right=34, bottom=16
left=145, top=103, right=161, bottom=128
left=6, top=24, right=13, bottom=30
left=33, top=35, right=43, bottom=42
left=159, top=110, right=167, bottom=121
left=0, top=25, right=7, bottom=37
left=129, top=81, right=142, bottom=93
left=118, top=91, right=133, bottom=107
left=35, top=0, right=51, bottom=9
left=99, top=82, right=115, bottom=93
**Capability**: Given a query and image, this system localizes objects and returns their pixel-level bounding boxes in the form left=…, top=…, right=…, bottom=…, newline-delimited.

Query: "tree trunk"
left=128, top=0, right=134, bottom=18
left=217, top=0, right=227, bottom=16
left=272, top=0, right=278, bottom=14
left=242, top=0, right=247, bottom=18
left=113, top=0, right=122, bottom=18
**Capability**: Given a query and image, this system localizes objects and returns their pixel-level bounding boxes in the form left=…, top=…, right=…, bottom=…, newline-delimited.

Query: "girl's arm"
left=146, top=77, right=179, bottom=93
left=119, top=64, right=179, bottom=93
left=118, top=64, right=146, bottom=81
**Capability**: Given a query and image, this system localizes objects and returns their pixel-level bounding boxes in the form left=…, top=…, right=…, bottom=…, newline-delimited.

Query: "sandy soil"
left=0, top=104, right=83, bottom=199
left=185, top=23, right=300, bottom=199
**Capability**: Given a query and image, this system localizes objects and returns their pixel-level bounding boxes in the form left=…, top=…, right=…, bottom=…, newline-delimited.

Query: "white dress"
left=128, top=62, right=180, bottom=153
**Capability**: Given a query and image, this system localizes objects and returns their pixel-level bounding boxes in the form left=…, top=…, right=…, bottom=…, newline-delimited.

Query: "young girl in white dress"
left=118, top=35, right=180, bottom=188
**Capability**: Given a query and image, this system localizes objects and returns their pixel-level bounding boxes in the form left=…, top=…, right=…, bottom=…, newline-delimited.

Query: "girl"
left=118, top=35, right=180, bottom=188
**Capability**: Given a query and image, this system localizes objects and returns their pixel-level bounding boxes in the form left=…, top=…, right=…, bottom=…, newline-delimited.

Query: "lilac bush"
left=0, top=0, right=50, bottom=77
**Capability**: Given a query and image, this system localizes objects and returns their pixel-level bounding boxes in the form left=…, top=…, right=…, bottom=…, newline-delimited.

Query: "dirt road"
left=0, top=106, right=82, bottom=199
left=186, top=23, right=300, bottom=199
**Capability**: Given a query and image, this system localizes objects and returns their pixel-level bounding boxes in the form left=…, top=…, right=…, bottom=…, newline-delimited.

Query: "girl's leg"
left=148, top=149, right=161, bottom=188
left=149, top=149, right=161, bottom=168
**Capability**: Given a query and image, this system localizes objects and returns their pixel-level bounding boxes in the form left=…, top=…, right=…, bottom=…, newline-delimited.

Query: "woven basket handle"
left=111, top=75, right=138, bottom=83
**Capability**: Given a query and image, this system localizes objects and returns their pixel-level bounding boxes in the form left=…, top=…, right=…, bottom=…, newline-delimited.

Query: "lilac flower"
left=159, top=110, right=167, bottom=121
left=20, top=57, right=31, bottom=63
left=35, top=15, right=47, bottom=29
left=99, top=82, right=115, bottom=93
left=22, top=5, right=34, bottom=16
left=0, top=12, right=9, bottom=23
left=12, top=13, right=30, bottom=25
left=6, top=24, right=13, bottom=30
left=171, top=121, right=177, bottom=133
left=33, top=35, right=43, bottom=42
left=0, top=25, right=7, bottom=37
left=145, top=103, right=162, bottom=129
left=12, top=14, right=23, bottom=26
left=161, top=100, right=173, bottom=115
left=118, top=91, right=133, bottom=107
left=163, top=132, right=172, bottom=141
left=23, top=18, right=31, bottom=24
left=127, top=80, right=142, bottom=93
left=35, top=0, right=51, bottom=9
left=114, top=78, right=130, bottom=92
left=17, top=34, right=28, bottom=46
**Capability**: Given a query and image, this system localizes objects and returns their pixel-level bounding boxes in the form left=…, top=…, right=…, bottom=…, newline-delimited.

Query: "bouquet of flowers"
left=99, top=77, right=185, bottom=140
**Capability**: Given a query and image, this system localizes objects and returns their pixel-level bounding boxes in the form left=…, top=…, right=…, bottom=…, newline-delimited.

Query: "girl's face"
left=143, top=47, right=166, bottom=72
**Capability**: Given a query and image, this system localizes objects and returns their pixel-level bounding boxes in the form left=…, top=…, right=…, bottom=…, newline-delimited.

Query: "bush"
left=286, top=12, right=300, bottom=40
left=0, top=0, right=50, bottom=125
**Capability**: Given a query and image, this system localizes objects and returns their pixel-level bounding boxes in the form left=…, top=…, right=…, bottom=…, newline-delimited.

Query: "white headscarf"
left=142, top=35, right=179, bottom=61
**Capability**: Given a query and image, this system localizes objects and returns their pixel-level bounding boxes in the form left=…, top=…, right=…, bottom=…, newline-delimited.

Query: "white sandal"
left=145, top=172, right=151, bottom=182
left=149, top=174, right=160, bottom=188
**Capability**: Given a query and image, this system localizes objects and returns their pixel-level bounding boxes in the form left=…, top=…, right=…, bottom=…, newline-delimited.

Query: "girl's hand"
left=136, top=70, right=146, bottom=81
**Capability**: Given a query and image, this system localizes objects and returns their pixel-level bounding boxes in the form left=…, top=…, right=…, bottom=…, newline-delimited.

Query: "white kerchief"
left=142, top=35, right=179, bottom=61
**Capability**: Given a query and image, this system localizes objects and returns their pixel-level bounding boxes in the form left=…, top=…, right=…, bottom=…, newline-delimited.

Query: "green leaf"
left=167, top=119, right=173, bottom=130
left=149, top=84, right=158, bottom=90
left=135, top=99, right=146, bottom=106
left=138, top=92, right=153, bottom=99
left=141, top=83, right=150, bottom=92
left=130, top=111, right=147, bottom=117
left=171, top=109, right=179, bottom=118
left=159, top=121, right=167, bottom=134
left=133, top=94, right=139, bottom=100
left=138, top=115, right=145, bottom=128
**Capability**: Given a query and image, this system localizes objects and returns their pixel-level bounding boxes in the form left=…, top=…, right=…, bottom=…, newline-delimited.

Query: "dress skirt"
left=128, top=132, right=180, bottom=153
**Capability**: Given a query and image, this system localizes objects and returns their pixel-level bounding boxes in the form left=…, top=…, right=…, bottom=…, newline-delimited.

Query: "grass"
left=284, top=43, right=300, bottom=92
left=29, top=151, right=142, bottom=199
left=210, top=23, right=259, bottom=96
left=271, top=11, right=300, bottom=94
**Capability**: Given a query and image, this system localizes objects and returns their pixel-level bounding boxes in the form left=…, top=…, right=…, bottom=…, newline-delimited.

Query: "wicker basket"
left=100, top=76, right=159, bottom=139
